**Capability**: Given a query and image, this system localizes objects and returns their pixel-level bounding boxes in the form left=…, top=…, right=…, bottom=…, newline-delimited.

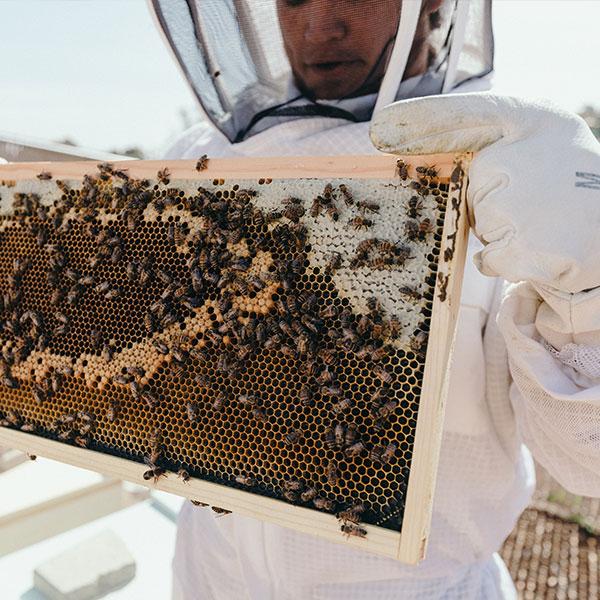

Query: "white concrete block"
left=33, top=530, right=135, bottom=600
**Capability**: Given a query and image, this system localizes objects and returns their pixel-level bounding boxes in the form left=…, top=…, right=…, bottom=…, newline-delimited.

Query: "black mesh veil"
left=149, top=0, right=493, bottom=143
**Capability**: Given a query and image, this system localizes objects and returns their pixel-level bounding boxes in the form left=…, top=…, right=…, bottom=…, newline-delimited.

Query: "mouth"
left=307, top=60, right=361, bottom=73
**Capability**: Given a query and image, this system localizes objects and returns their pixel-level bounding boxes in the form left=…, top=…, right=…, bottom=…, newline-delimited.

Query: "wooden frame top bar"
left=0, top=154, right=455, bottom=181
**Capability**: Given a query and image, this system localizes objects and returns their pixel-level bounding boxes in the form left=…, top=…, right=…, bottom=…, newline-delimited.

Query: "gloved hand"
left=370, top=93, right=600, bottom=295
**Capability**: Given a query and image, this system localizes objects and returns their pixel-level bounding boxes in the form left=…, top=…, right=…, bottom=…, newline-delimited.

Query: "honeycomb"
left=0, top=159, right=463, bottom=534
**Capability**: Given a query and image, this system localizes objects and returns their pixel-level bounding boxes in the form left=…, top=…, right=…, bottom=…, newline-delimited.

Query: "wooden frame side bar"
left=397, top=156, right=471, bottom=563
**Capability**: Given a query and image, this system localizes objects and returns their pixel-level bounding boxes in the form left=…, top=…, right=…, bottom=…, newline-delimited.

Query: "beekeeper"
left=148, top=0, right=600, bottom=598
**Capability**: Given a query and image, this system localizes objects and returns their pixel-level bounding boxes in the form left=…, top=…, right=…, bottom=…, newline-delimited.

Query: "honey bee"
left=399, top=285, right=421, bottom=302
left=373, top=366, right=393, bottom=386
left=1, top=373, right=19, bottom=390
left=310, top=196, right=322, bottom=217
left=32, top=384, right=46, bottom=405
left=366, top=256, right=388, bottom=270
left=380, top=442, right=397, bottom=464
left=341, top=523, right=367, bottom=539
left=328, top=422, right=343, bottom=448
left=76, top=411, right=94, bottom=424
left=416, top=164, right=438, bottom=178
left=404, top=219, right=419, bottom=241
left=195, top=154, right=209, bottom=171
left=143, top=466, right=166, bottom=483
left=325, top=463, right=340, bottom=485
left=110, top=245, right=122, bottom=265
left=143, top=312, right=155, bottom=335
left=377, top=399, right=398, bottom=419
left=349, top=216, right=373, bottom=231
left=313, top=497, right=335, bottom=511
left=284, top=428, right=302, bottom=446
left=324, top=427, right=337, bottom=450
left=90, top=329, right=102, bottom=350
left=451, top=164, right=463, bottom=184
left=418, top=217, right=434, bottom=239
left=94, top=280, right=111, bottom=295
left=152, top=340, right=169, bottom=354
left=357, top=201, right=380, bottom=214
left=129, top=380, right=143, bottom=402
left=332, top=397, right=352, bottom=415
left=282, top=205, right=305, bottom=222
left=74, top=436, right=90, bottom=449
left=325, top=204, right=339, bottom=222
left=410, top=330, right=427, bottom=357
left=36, top=226, right=48, bottom=247
left=211, top=506, right=232, bottom=515
left=316, top=368, right=334, bottom=385
left=337, top=502, right=366, bottom=525
left=252, top=407, right=267, bottom=421
left=37, top=171, right=52, bottom=181
left=388, top=316, right=402, bottom=339
left=282, top=196, right=303, bottom=207
left=106, top=400, right=119, bottom=423
left=392, top=244, right=413, bottom=267
left=238, top=394, right=256, bottom=407
left=178, top=468, right=191, bottom=482
left=57, top=365, right=74, bottom=377
left=283, top=489, right=299, bottom=503
left=185, top=402, right=198, bottom=427
left=50, top=372, right=63, bottom=394
left=407, top=196, right=423, bottom=218
left=157, top=167, right=171, bottom=185
left=301, top=487, right=318, bottom=503
left=338, top=184, right=354, bottom=206
left=78, top=274, right=96, bottom=287
left=405, top=217, right=433, bottom=241
left=396, top=159, right=409, bottom=180
left=299, top=385, right=313, bottom=406
left=212, top=393, right=226, bottom=411
left=283, top=479, right=304, bottom=492
left=324, top=252, right=342, bottom=274
left=20, top=422, right=36, bottom=433
left=410, top=180, right=426, bottom=195
left=235, top=475, right=257, bottom=487
left=345, top=441, right=365, bottom=458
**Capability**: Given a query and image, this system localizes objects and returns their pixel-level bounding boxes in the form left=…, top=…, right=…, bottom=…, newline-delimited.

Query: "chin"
left=309, top=81, right=361, bottom=101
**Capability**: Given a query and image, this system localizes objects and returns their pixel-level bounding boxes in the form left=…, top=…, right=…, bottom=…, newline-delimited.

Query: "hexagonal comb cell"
left=0, top=158, right=463, bottom=537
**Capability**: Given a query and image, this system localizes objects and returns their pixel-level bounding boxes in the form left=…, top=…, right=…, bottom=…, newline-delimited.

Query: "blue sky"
left=1, top=0, right=599, bottom=158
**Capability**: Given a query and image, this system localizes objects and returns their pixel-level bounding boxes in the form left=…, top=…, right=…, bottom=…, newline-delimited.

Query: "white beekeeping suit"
left=148, top=1, right=600, bottom=598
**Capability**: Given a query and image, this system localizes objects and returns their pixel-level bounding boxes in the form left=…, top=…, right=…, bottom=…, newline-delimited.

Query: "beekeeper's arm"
left=371, top=94, right=600, bottom=497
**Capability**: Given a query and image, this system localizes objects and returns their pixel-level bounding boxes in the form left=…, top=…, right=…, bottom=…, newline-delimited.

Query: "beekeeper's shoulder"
left=162, top=120, right=232, bottom=160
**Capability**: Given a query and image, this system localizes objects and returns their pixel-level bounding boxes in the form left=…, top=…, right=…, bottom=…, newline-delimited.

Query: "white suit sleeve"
left=497, top=282, right=600, bottom=497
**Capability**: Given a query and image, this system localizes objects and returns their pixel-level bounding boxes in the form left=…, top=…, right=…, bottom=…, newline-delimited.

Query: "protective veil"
left=150, top=0, right=493, bottom=142
left=149, top=1, right=539, bottom=598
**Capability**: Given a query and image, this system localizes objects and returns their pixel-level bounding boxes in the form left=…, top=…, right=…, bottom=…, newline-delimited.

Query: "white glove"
left=370, top=93, right=600, bottom=295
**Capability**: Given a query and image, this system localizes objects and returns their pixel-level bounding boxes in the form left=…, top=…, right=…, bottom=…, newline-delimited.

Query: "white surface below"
left=0, top=498, right=182, bottom=600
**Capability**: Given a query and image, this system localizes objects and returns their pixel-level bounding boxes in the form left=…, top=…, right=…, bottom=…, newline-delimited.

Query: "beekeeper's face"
left=278, top=0, right=446, bottom=101
left=277, top=0, right=401, bottom=100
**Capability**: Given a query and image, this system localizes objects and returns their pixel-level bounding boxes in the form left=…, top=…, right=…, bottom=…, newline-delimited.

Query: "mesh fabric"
left=150, top=0, right=493, bottom=142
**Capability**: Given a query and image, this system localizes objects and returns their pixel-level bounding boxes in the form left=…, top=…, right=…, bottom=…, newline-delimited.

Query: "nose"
left=304, top=5, right=347, bottom=43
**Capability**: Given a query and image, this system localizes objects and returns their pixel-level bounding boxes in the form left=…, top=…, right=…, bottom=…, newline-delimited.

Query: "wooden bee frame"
left=0, top=154, right=469, bottom=564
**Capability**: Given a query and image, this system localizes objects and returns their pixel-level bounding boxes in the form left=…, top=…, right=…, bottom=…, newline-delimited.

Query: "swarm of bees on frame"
left=0, top=155, right=458, bottom=538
